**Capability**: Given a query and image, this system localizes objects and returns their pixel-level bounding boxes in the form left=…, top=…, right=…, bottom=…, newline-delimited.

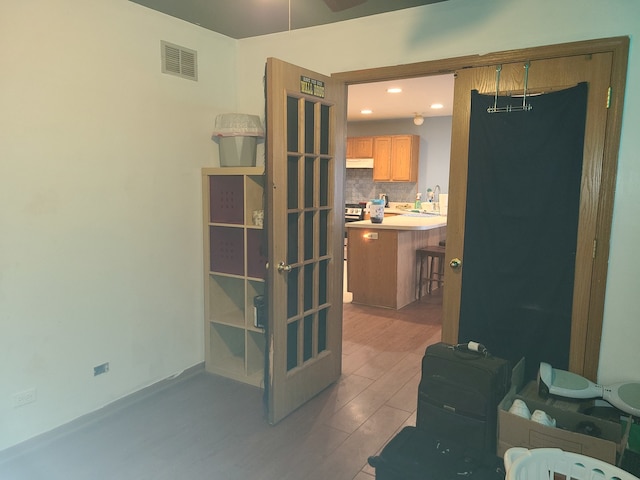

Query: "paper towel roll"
left=439, top=194, right=448, bottom=216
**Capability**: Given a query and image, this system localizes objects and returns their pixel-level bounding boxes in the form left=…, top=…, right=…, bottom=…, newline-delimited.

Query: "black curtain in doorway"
left=458, top=83, right=588, bottom=380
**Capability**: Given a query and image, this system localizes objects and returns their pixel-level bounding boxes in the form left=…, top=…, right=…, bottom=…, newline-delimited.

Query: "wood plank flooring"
left=0, top=294, right=442, bottom=480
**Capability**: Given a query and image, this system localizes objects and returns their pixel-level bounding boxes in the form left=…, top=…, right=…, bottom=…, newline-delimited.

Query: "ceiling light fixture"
left=431, top=103, right=444, bottom=109
left=361, top=109, right=373, bottom=115
left=413, top=113, right=424, bottom=126
left=386, top=87, right=402, bottom=94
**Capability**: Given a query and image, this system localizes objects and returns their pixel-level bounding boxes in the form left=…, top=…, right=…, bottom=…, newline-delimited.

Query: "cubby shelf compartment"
left=247, top=330, right=266, bottom=380
left=203, top=167, right=266, bottom=389
left=247, top=228, right=267, bottom=280
left=210, top=225, right=244, bottom=276
left=208, top=274, right=245, bottom=327
left=209, top=175, right=244, bottom=224
left=246, top=279, right=265, bottom=330
left=245, top=175, right=265, bottom=226
left=209, top=323, right=246, bottom=377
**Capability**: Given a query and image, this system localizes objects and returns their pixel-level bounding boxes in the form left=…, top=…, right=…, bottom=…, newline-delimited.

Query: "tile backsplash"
left=345, top=168, right=417, bottom=204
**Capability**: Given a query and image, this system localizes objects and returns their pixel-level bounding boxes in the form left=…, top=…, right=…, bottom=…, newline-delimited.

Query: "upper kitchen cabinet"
left=373, top=135, right=419, bottom=182
left=346, top=136, right=374, bottom=159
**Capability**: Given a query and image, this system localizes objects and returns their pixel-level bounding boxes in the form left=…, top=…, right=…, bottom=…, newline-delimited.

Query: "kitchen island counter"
left=346, top=214, right=446, bottom=231
left=346, top=215, right=446, bottom=309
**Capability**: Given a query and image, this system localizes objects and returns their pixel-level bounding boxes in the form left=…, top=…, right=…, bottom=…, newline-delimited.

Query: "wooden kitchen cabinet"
left=373, top=134, right=419, bottom=182
left=346, top=136, right=374, bottom=158
left=372, top=136, right=392, bottom=180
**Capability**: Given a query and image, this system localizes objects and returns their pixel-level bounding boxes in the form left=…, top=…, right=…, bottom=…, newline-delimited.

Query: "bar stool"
left=417, top=245, right=446, bottom=298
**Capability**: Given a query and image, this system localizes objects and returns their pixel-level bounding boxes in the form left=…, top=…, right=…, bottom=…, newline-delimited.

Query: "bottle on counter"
left=414, top=192, right=422, bottom=210
left=370, top=199, right=385, bottom=224
left=426, top=188, right=434, bottom=203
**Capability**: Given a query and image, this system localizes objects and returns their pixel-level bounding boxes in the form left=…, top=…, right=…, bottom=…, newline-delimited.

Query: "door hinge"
left=593, top=239, right=597, bottom=259
left=606, top=87, right=612, bottom=109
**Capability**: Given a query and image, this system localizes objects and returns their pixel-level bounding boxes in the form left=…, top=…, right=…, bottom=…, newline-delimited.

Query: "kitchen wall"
left=345, top=169, right=416, bottom=205
left=346, top=116, right=452, bottom=204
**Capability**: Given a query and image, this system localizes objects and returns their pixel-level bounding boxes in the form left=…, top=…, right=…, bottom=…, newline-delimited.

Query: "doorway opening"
left=335, top=36, right=629, bottom=381
left=341, top=74, right=455, bottom=361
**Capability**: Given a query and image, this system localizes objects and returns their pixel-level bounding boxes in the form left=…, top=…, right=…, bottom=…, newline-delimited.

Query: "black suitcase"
left=367, top=426, right=505, bottom=480
left=416, top=342, right=511, bottom=454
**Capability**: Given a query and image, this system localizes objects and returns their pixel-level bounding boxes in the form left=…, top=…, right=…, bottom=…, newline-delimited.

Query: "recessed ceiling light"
left=386, top=87, right=402, bottom=94
left=361, top=109, right=373, bottom=115
left=431, top=103, right=444, bottom=109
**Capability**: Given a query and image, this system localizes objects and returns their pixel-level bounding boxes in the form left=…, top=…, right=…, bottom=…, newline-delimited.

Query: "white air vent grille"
left=161, top=41, right=197, bottom=81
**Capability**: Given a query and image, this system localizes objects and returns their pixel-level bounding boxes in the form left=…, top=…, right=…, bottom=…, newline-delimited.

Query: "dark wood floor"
left=0, top=293, right=442, bottom=480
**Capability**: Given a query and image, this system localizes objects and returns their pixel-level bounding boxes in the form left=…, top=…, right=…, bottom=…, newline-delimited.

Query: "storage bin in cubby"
left=210, top=226, right=244, bottom=275
left=210, top=175, right=244, bottom=224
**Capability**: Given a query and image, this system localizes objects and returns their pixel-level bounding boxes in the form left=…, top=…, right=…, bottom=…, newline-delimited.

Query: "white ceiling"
left=347, top=74, right=455, bottom=121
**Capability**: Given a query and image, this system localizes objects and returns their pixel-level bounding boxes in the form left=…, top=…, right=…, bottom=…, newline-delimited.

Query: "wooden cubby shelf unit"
left=203, top=167, right=266, bottom=388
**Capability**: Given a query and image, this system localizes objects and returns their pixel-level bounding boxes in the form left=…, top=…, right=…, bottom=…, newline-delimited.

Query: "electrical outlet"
left=94, top=362, right=109, bottom=376
left=13, top=388, right=37, bottom=407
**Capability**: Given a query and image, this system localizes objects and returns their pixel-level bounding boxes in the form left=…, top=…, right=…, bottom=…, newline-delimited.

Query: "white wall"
left=237, top=0, right=640, bottom=384
left=0, top=0, right=238, bottom=451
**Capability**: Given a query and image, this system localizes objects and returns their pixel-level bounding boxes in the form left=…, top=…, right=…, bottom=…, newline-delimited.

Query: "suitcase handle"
left=451, top=342, right=491, bottom=357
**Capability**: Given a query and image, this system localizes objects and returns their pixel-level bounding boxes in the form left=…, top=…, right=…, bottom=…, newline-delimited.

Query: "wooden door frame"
left=333, top=36, right=629, bottom=381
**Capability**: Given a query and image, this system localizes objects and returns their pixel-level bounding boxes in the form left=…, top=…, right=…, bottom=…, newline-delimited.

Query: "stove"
left=344, top=204, right=365, bottom=260
left=345, top=203, right=365, bottom=223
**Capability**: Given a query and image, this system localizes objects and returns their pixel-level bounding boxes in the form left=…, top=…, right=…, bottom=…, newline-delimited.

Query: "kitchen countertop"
left=346, top=213, right=447, bottom=231
left=384, top=202, right=441, bottom=215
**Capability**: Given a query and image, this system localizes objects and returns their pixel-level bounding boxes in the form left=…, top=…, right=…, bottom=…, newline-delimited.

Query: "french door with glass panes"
left=265, top=58, right=346, bottom=424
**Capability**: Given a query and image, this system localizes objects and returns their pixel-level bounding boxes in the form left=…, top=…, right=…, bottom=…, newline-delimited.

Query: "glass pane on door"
left=287, top=267, right=299, bottom=319
left=287, top=156, right=299, bottom=210
left=284, top=93, right=333, bottom=372
left=304, top=211, right=314, bottom=261
left=305, top=100, right=315, bottom=154
left=287, top=97, right=299, bottom=152
left=305, top=156, right=314, bottom=208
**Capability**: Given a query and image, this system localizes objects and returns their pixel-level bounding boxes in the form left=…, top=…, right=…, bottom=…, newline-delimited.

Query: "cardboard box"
left=518, top=379, right=584, bottom=412
left=497, top=369, right=624, bottom=464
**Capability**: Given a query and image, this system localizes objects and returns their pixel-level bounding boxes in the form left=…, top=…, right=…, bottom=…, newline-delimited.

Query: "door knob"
left=449, top=258, right=462, bottom=269
left=277, top=261, right=292, bottom=273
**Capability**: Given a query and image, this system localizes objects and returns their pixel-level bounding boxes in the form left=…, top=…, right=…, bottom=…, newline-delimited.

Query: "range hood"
left=346, top=158, right=374, bottom=169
